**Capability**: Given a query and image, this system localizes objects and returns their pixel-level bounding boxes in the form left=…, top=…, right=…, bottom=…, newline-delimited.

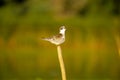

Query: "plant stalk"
left=57, top=45, right=66, bottom=80
left=115, top=35, right=120, bottom=56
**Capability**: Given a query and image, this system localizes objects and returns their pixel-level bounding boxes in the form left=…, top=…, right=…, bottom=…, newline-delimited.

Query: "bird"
left=42, top=26, right=66, bottom=45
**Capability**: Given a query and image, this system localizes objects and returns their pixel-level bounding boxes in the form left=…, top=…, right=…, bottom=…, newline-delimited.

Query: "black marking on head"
left=60, top=26, right=65, bottom=30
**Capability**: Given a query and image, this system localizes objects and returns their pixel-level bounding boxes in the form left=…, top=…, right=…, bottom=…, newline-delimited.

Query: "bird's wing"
left=41, top=34, right=62, bottom=41
left=53, top=34, right=62, bottom=40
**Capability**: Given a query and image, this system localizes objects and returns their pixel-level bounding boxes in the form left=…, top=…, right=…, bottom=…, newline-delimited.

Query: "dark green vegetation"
left=0, top=0, right=120, bottom=80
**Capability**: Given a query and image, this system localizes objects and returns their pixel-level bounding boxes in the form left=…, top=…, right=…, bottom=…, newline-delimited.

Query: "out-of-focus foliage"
left=0, top=0, right=120, bottom=80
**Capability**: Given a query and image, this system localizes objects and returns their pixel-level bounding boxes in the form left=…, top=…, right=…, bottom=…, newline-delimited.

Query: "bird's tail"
left=41, top=37, right=50, bottom=41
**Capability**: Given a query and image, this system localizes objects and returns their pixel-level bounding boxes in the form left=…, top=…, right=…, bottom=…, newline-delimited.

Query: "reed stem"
left=57, top=45, right=66, bottom=80
left=115, top=35, right=120, bottom=56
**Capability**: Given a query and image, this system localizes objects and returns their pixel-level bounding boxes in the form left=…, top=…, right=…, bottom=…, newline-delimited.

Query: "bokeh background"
left=0, top=0, right=120, bottom=80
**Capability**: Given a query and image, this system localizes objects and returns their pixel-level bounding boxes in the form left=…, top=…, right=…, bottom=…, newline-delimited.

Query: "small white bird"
left=42, top=26, right=66, bottom=45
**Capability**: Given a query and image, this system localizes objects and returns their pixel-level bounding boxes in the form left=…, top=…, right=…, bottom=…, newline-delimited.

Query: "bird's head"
left=59, top=26, right=66, bottom=34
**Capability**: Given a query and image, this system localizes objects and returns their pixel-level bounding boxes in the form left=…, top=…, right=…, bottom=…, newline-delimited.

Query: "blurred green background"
left=0, top=0, right=120, bottom=80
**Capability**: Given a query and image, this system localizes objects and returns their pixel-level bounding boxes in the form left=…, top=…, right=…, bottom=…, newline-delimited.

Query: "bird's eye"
left=60, top=27, right=63, bottom=30
left=60, top=26, right=65, bottom=30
